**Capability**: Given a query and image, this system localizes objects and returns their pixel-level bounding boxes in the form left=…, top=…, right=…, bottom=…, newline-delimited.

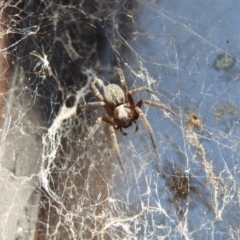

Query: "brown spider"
left=84, top=68, right=181, bottom=180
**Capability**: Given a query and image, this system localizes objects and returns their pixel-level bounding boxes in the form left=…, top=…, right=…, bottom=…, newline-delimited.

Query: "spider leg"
left=83, top=101, right=106, bottom=111
left=83, top=101, right=113, bottom=116
left=136, top=99, right=181, bottom=119
left=117, top=68, right=128, bottom=99
left=91, top=82, right=104, bottom=101
left=127, top=87, right=157, bottom=108
left=109, top=125, right=127, bottom=181
left=135, top=106, right=160, bottom=158
left=85, top=116, right=114, bottom=141
left=128, top=87, right=158, bottom=96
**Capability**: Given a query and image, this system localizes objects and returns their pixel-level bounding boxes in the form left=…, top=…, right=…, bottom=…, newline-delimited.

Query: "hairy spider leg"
left=91, top=82, right=104, bottom=101
left=85, top=116, right=114, bottom=141
left=128, top=86, right=158, bottom=96
left=126, top=86, right=157, bottom=109
left=85, top=116, right=127, bottom=180
left=83, top=101, right=106, bottom=111
left=109, top=125, right=127, bottom=181
left=83, top=101, right=113, bottom=116
left=135, top=106, right=160, bottom=159
left=117, top=68, right=128, bottom=100
left=136, top=99, right=181, bottom=119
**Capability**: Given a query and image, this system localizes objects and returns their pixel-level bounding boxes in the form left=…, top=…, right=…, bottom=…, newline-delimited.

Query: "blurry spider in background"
left=83, top=68, right=181, bottom=180
left=31, top=46, right=53, bottom=77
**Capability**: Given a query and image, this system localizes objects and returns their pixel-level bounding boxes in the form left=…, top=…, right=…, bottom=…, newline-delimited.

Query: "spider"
left=84, top=68, right=181, bottom=180
left=31, top=46, right=53, bottom=77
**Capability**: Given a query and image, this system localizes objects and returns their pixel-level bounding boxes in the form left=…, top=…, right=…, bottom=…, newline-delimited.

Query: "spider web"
left=0, top=0, right=240, bottom=239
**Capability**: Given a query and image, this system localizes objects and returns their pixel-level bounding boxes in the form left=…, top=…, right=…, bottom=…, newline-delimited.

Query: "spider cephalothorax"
left=103, top=84, right=137, bottom=128
left=84, top=68, right=181, bottom=180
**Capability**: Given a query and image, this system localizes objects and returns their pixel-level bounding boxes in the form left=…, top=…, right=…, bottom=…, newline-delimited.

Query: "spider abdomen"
left=104, top=84, right=125, bottom=108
